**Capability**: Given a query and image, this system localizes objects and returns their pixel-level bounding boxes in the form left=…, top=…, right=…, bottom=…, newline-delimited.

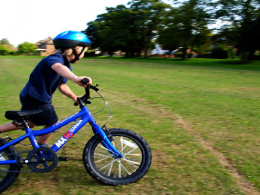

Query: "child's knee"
left=27, top=120, right=36, bottom=128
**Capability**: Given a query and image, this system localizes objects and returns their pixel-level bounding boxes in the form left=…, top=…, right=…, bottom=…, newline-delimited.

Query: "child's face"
left=70, top=47, right=88, bottom=63
left=78, top=47, right=88, bottom=59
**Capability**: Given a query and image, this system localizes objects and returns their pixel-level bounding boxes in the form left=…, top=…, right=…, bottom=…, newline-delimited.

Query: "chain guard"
left=26, top=147, right=58, bottom=173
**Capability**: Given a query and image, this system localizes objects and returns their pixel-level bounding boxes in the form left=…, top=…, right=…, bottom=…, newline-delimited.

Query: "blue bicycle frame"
left=0, top=105, right=123, bottom=165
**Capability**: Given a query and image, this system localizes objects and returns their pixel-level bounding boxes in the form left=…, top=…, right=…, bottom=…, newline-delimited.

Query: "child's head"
left=63, top=46, right=88, bottom=62
left=53, top=31, right=91, bottom=63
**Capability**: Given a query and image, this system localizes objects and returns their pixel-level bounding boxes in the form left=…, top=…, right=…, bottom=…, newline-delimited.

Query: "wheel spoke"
left=120, top=137, right=125, bottom=153
left=124, top=160, right=138, bottom=171
left=95, top=149, right=109, bottom=156
left=97, top=144, right=109, bottom=151
left=108, top=160, right=115, bottom=176
left=124, top=159, right=140, bottom=166
left=126, top=154, right=142, bottom=156
left=97, top=160, right=114, bottom=171
left=94, top=152, right=112, bottom=158
left=118, top=161, right=121, bottom=178
left=124, top=148, right=138, bottom=156
left=96, top=145, right=114, bottom=155
left=95, top=156, right=110, bottom=163
left=103, top=159, right=116, bottom=175
left=120, top=163, right=131, bottom=175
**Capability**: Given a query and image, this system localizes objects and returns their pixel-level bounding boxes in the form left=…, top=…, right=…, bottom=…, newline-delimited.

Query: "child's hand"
left=73, top=96, right=79, bottom=105
left=74, top=76, right=92, bottom=87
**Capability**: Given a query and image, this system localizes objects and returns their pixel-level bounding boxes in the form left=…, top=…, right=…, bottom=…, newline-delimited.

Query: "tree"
left=0, top=38, right=11, bottom=45
left=128, top=0, right=171, bottom=57
left=213, top=0, right=260, bottom=63
left=18, top=42, right=37, bottom=55
left=84, top=0, right=170, bottom=58
left=0, top=38, right=16, bottom=53
left=158, top=0, right=211, bottom=60
left=83, top=21, right=101, bottom=50
left=0, top=45, right=9, bottom=55
left=84, top=5, right=137, bottom=57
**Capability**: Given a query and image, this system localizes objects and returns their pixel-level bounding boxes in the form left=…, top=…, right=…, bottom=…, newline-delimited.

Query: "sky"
left=0, top=0, right=220, bottom=47
left=0, top=0, right=134, bottom=46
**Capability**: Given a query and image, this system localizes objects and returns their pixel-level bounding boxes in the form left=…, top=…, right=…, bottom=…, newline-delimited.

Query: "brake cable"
left=90, top=89, right=113, bottom=128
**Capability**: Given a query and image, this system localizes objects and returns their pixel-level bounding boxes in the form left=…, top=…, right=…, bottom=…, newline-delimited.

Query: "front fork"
left=91, top=123, right=123, bottom=158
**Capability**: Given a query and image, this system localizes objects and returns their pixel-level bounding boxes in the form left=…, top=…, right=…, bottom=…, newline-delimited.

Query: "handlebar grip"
left=82, top=78, right=89, bottom=85
left=74, top=97, right=81, bottom=106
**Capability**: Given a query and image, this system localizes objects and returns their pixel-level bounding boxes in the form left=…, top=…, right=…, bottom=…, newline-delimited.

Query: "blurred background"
left=1, top=0, right=260, bottom=64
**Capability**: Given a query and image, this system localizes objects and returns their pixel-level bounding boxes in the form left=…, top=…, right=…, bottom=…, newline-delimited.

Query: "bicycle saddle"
left=5, top=109, right=43, bottom=120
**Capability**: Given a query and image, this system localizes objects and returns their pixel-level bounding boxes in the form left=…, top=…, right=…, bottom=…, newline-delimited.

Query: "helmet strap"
left=70, top=47, right=86, bottom=63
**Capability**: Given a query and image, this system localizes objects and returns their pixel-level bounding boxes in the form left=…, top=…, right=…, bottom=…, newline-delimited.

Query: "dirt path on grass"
left=174, top=115, right=260, bottom=195
left=104, top=90, right=260, bottom=195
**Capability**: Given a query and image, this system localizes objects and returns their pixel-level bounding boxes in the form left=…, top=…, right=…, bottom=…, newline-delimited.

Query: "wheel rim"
left=0, top=152, right=9, bottom=182
left=93, top=135, right=143, bottom=178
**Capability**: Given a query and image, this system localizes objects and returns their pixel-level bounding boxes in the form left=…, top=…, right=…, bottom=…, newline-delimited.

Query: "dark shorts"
left=20, top=95, right=58, bottom=126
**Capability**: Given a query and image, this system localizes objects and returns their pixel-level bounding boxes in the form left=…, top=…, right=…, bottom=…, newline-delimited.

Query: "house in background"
left=36, top=37, right=55, bottom=56
left=151, top=44, right=169, bottom=55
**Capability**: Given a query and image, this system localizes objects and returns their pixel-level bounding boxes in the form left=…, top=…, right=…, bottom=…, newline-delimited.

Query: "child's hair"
left=55, top=46, right=87, bottom=56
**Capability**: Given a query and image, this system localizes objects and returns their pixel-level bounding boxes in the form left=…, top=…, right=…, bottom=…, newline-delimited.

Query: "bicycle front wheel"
left=0, top=138, right=20, bottom=193
left=83, top=128, right=152, bottom=185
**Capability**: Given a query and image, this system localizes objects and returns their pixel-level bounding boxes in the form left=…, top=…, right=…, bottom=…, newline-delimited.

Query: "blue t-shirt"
left=20, top=53, right=72, bottom=103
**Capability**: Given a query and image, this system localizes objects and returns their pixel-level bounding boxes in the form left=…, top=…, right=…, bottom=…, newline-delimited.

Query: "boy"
left=0, top=30, right=92, bottom=147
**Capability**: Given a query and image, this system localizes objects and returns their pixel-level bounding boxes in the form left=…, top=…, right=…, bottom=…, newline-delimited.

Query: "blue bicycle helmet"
left=53, top=31, right=91, bottom=63
left=53, top=30, right=91, bottom=49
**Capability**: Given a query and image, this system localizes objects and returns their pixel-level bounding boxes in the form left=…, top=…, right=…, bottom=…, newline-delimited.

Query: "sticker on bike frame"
left=53, top=112, right=80, bottom=127
left=54, top=120, right=83, bottom=148
left=120, top=138, right=138, bottom=149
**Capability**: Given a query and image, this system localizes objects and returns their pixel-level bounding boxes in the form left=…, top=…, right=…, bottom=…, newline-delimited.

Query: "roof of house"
left=36, top=37, right=53, bottom=49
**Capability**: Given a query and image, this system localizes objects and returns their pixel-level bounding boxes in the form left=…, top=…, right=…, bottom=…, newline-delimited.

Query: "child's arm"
left=51, top=63, right=92, bottom=87
left=58, top=84, right=78, bottom=103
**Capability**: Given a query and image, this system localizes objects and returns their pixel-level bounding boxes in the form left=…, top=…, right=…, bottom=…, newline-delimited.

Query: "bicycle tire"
left=83, top=128, right=152, bottom=185
left=0, top=138, right=20, bottom=193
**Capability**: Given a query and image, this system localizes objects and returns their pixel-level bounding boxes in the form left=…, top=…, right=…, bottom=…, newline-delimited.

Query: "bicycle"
left=0, top=78, right=152, bottom=193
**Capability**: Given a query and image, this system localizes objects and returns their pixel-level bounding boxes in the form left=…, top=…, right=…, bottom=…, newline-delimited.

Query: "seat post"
left=20, top=120, right=30, bottom=131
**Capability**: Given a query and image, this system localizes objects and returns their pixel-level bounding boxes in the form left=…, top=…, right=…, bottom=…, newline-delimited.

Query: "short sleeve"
left=61, top=77, right=68, bottom=84
left=46, top=54, right=64, bottom=68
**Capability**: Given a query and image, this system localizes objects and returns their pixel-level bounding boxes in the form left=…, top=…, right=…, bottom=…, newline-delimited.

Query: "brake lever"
left=90, top=84, right=99, bottom=92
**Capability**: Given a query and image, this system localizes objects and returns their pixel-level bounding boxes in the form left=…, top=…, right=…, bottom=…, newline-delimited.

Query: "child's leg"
left=0, top=120, right=36, bottom=133
left=37, top=125, right=53, bottom=145
left=0, top=120, right=53, bottom=145
left=37, top=121, right=59, bottom=145
left=0, top=122, right=22, bottom=133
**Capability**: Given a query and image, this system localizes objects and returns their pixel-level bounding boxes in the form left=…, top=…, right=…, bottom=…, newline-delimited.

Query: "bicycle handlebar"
left=74, top=78, right=99, bottom=106
left=81, top=78, right=89, bottom=85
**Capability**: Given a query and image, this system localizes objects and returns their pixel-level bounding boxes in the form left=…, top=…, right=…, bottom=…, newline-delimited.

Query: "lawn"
left=0, top=57, right=260, bottom=195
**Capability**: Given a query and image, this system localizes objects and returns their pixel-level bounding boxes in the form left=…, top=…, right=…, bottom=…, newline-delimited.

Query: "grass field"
left=1, top=57, right=260, bottom=195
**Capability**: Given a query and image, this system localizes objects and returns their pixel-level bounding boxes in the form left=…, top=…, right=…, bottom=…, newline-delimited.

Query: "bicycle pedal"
left=58, top=157, right=69, bottom=161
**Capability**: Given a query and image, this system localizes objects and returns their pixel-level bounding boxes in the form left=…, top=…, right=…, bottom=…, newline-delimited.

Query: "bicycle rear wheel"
left=0, top=138, right=20, bottom=193
left=83, top=128, right=152, bottom=185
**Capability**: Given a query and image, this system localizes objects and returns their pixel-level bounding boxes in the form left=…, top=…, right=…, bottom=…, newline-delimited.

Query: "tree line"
left=84, top=0, right=260, bottom=63
left=0, top=38, right=37, bottom=56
